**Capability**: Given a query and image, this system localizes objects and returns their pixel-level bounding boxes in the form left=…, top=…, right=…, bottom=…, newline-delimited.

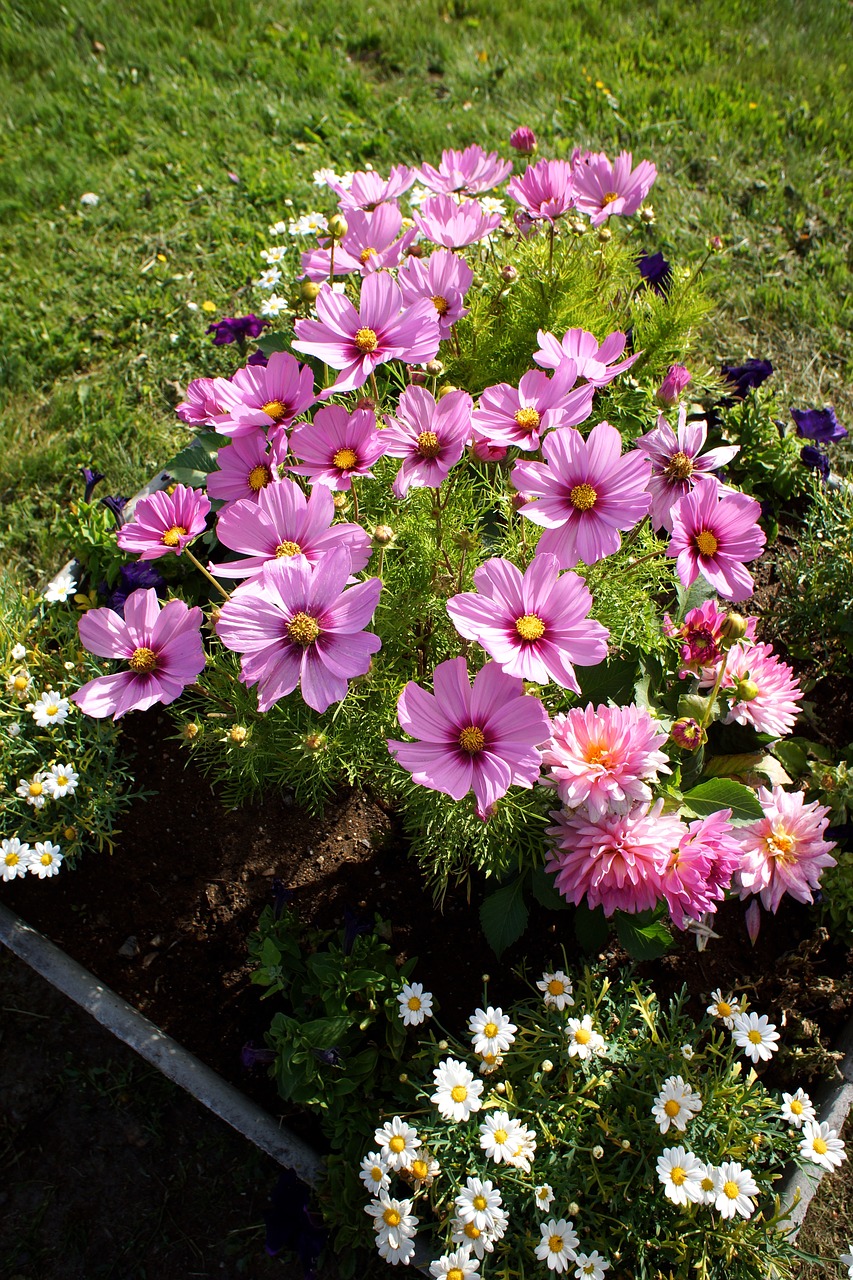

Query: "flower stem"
left=184, top=548, right=231, bottom=601
left=350, top=478, right=359, bottom=523
left=698, top=649, right=730, bottom=731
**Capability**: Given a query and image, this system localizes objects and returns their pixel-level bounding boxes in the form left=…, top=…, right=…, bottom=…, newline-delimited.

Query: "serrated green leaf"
left=574, top=902, right=610, bottom=952
left=615, top=912, right=672, bottom=960
left=682, top=777, right=763, bottom=821
left=479, top=876, right=529, bottom=958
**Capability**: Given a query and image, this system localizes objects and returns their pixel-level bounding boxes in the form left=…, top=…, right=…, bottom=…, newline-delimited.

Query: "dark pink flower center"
left=129, top=646, right=158, bottom=674
left=416, top=430, right=442, bottom=459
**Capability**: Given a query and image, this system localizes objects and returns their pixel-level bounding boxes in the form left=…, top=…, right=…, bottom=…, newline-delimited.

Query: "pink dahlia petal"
left=734, top=786, right=836, bottom=912
left=707, top=640, right=803, bottom=738
left=546, top=800, right=677, bottom=915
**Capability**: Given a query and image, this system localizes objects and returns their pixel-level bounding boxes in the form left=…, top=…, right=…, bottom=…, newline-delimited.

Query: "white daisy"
left=450, top=1209, right=507, bottom=1260
left=397, top=981, right=434, bottom=1027
left=429, top=1247, right=480, bottom=1278
left=468, top=1006, right=517, bottom=1057
left=312, top=167, right=341, bottom=188
left=7, top=670, right=32, bottom=699
left=478, top=1051, right=503, bottom=1075
left=798, top=1120, right=847, bottom=1172
left=260, top=293, right=289, bottom=318
left=44, top=570, right=77, bottom=603
left=534, top=1184, right=555, bottom=1212
left=706, top=989, right=742, bottom=1029
left=359, top=1150, right=391, bottom=1194
left=534, top=1218, right=579, bottom=1273
left=260, top=246, right=287, bottom=264
left=681, top=1044, right=695, bottom=1061
left=573, top=1250, right=610, bottom=1280
left=80, top=192, right=100, bottom=206
left=478, top=1112, right=521, bottom=1164
left=256, top=266, right=282, bottom=290
left=1, top=837, right=32, bottom=881
left=407, top=184, right=431, bottom=208
left=780, top=1088, right=816, bottom=1130
left=44, top=763, right=80, bottom=799
left=479, top=197, right=506, bottom=217
left=455, top=1177, right=503, bottom=1232
left=404, top=1148, right=439, bottom=1190
left=712, top=1161, right=759, bottom=1219
left=268, top=220, right=289, bottom=236
left=505, top=1122, right=537, bottom=1172
left=651, top=1076, right=703, bottom=1134
left=731, top=1011, right=780, bottom=1064
left=31, top=691, right=71, bottom=728
left=656, top=1146, right=705, bottom=1206
left=11, top=643, right=27, bottom=660
left=288, top=211, right=330, bottom=236
left=364, top=1192, right=418, bottom=1250
left=696, top=1161, right=718, bottom=1206
left=374, top=1116, right=420, bottom=1171
left=17, top=773, right=49, bottom=808
left=537, top=970, right=575, bottom=1011
left=565, top=1015, right=606, bottom=1060
left=376, top=1232, right=416, bottom=1265
left=431, top=1058, right=483, bottom=1122
left=29, top=841, right=63, bottom=879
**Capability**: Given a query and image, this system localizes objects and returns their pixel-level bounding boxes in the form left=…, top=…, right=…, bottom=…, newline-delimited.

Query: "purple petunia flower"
left=533, top=327, right=639, bottom=385
left=331, top=165, right=415, bottom=210
left=300, top=205, right=417, bottom=280
left=117, top=484, right=211, bottom=560
left=721, top=359, right=773, bottom=399
left=668, top=480, right=766, bottom=603
left=382, top=385, right=473, bottom=498
left=512, top=422, right=652, bottom=568
left=447, top=553, right=609, bottom=692
left=472, top=364, right=595, bottom=452
left=215, top=549, right=382, bottom=714
left=397, top=249, right=474, bottom=336
left=800, top=445, right=830, bottom=481
left=101, top=494, right=129, bottom=527
left=636, top=249, right=672, bottom=294
left=415, top=146, right=512, bottom=197
left=106, top=562, right=166, bottom=616
left=288, top=405, right=387, bottom=490
left=82, top=467, right=106, bottom=501
left=206, top=428, right=288, bottom=506
left=388, top=657, right=550, bottom=820
left=571, top=150, right=657, bottom=226
left=412, top=195, right=503, bottom=248
left=72, top=589, right=205, bottom=719
left=205, top=314, right=268, bottom=345
left=213, top=352, right=316, bottom=436
left=509, top=126, right=537, bottom=155
left=507, top=158, right=575, bottom=223
left=635, top=408, right=740, bottom=531
left=790, top=406, right=848, bottom=443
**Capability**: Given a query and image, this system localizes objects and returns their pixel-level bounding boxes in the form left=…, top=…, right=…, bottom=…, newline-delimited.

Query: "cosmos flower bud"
left=509, top=125, right=537, bottom=153
left=181, top=722, right=201, bottom=741
left=372, top=524, right=396, bottom=546
left=300, top=280, right=322, bottom=302
left=732, top=678, right=760, bottom=702
left=354, top=396, right=376, bottom=412
left=720, top=611, right=748, bottom=641
left=597, top=226, right=612, bottom=243
left=670, top=717, right=705, bottom=751
left=327, top=213, right=348, bottom=240
left=332, top=493, right=349, bottom=511
left=568, top=217, right=588, bottom=236
left=709, top=235, right=724, bottom=252
left=500, top=264, right=518, bottom=282
left=229, top=725, right=249, bottom=744
left=657, top=364, right=692, bottom=406
left=405, top=241, right=425, bottom=258
left=638, top=203, right=656, bottom=224
left=425, top=359, right=445, bottom=377
left=302, top=732, right=328, bottom=753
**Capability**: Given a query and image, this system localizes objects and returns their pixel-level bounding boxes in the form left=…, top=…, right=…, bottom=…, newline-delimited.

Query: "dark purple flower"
left=636, top=250, right=671, bottom=294
left=241, top=1041, right=276, bottom=1070
left=247, top=348, right=269, bottom=367
left=271, top=877, right=293, bottom=918
left=720, top=359, right=773, bottom=399
left=312, top=1047, right=343, bottom=1067
left=82, top=467, right=106, bottom=502
left=205, top=314, right=269, bottom=345
left=107, top=562, right=166, bottom=616
left=800, top=445, right=830, bottom=481
left=264, top=1171, right=326, bottom=1277
left=101, top=494, right=129, bottom=527
left=790, top=406, right=848, bottom=444
left=343, top=907, right=370, bottom=955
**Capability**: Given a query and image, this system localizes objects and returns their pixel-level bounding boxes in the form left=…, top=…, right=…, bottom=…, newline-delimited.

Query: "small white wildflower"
left=573, top=1250, right=610, bottom=1280
left=11, top=643, right=27, bottom=660
left=565, top=1015, right=606, bottom=1060
left=537, top=970, right=575, bottom=1010
left=373, top=1116, right=420, bottom=1171
left=712, top=1161, right=759, bottom=1219
left=798, top=1120, right=847, bottom=1172
left=1, top=837, right=32, bottom=881
left=468, top=1006, right=516, bottom=1057
left=29, top=841, right=63, bottom=878
left=656, top=1146, right=705, bottom=1206
left=359, top=1151, right=391, bottom=1194
left=534, top=1218, right=579, bottom=1273
left=260, top=293, right=289, bottom=318
left=80, top=192, right=100, bottom=206
left=288, top=212, right=329, bottom=236
left=706, top=989, right=742, bottom=1029
left=44, top=763, right=80, bottom=798
left=17, top=773, right=49, bottom=808
left=396, top=981, right=434, bottom=1027
left=429, top=1247, right=480, bottom=1278
left=268, top=220, right=289, bottom=236
left=7, top=722, right=22, bottom=737
left=431, top=1058, right=483, bottom=1122
left=260, top=245, right=287, bottom=264
left=681, top=1043, right=695, bottom=1061
left=44, top=570, right=77, bottom=603
left=31, top=690, right=71, bottom=728
left=651, top=1076, right=703, bottom=1134
left=731, top=1011, right=780, bottom=1064
left=780, top=1088, right=816, bottom=1130
left=534, top=1184, right=555, bottom=1212
left=256, top=266, right=282, bottom=290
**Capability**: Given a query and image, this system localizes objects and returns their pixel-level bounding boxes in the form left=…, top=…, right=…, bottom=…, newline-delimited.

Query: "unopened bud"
left=398, top=1072, right=408, bottom=1083
left=568, top=1202, right=580, bottom=1217
left=670, top=717, right=705, bottom=751
left=229, top=725, right=248, bottom=744
left=437, top=384, right=459, bottom=400
left=720, top=611, right=748, bottom=641
left=500, top=264, right=518, bottom=283
left=438, top=1039, right=448, bottom=1051
left=425, top=359, right=444, bottom=377
left=495, top=1081, right=506, bottom=1094
left=509, top=125, right=537, bottom=154
left=327, top=213, right=348, bottom=240
left=733, top=678, right=760, bottom=703
left=481, top=973, right=490, bottom=983
left=709, top=235, right=724, bottom=253
left=592, top=1144, right=604, bottom=1160
left=541, top=1059, right=554, bottom=1073
left=181, top=722, right=201, bottom=741
left=64, top=826, right=77, bottom=841
left=303, top=732, right=327, bottom=753
left=372, top=524, right=395, bottom=546
left=638, top=203, right=656, bottom=225
left=568, top=217, right=588, bottom=237
left=597, top=226, right=612, bottom=243
left=332, top=493, right=349, bottom=511
left=406, top=242, right=425, bottom=258
left=354, top=396, right=376, bottom=413
left=208, top=605, right=223, bottom=627
left=300, top=280, right=322, bottom=302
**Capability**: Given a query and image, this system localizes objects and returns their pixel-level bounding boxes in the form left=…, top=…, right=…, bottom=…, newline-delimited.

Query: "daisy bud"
left=671, top=717, right=705, bottom=751
left=300, top=280, right=322, bottom=302
left=496, top=1081, right=506, bottom=1093
left=372, top=524, right=396, bottom=546
left=332, top=493, right=349, bottom=511
left=438, top=1039, right=448, bottom=1051
left=597, top=226, right=612, bottom=243
left=732, top=677, right=760, bottom=702
left=569, top=1202, right=580, bottom=1216
left=437, top=384, right=460, bottom=400
left=621, top=1139, right=631, bottom=1149
left=399, top=1073, right=408, bottom=1083
left=638, top=203, right=656, bottom=224
left=501, top=264, right=518, bottom=283
left=327, top=213, right=348, bottom=240
left=481, top=973, right=490, bottom=982
left=541, top=1059, right=554, bottom=1072
left=425, top=359, right=444, bottom=377
left=592, top=1145, right=604, bottom=1159
left=720, top=611, right=748, bottom=642
left=64, top=826, right=77, bottom=841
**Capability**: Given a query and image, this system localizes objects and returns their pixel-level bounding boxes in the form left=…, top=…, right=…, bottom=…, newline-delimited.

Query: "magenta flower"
left=398, top=249, right=474, bottom=336
left=300, top=205, right=416, bottom=280
left=660, top=810, right=743, bottom=929
left=72, top=589, right=205, bottom=719
left=507, top=159, right=575, bottom=223
left=210, top=479, right=371, bottom=582
left=176, top=376, right=232, bottom=426
left=509, top=126, right=537, bottom=155
left=331, top=165, right=415, bottom=210
left=382, top=386, right=473, bottom=498
left=657, top=364, right=692, bottom=406
left=542, top=703, right=670, bottom=821
left=663, top=600, right=756, bottom=678
left=710, top=640, right=803, bottom=738
left=206, top=428, right=287, bottom=505
left=512, top=421, right=652, bottom=569
left=735, top=786, right=836, bottom=913
left=636, top=409, right=740, bottom=531
left=668, top=482, right=765, bottom=602
left=412, top=195, right=502, bottom=249
left=213, top=352, right=316, bottom=436
left=533, top=328, right=639, bottom=385
left=117, top=484, right=211, bottom=560
left=472, top=364, right=594, bottom=452
left=571, top=150, right=657, bottom=226
left=388, top=657, right=550, bottom=820
left=289, top=405, right=387, bottom=490
left=292, top=274, right=440, bottom=398
left=216, top=549, right=382, bottom=714
left=415, top=146, right=512, bottom=197
left=446, top=553, right=608, bottom=692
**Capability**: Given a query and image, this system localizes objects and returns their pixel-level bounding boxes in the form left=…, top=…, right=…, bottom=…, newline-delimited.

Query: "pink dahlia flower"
left=546, top=801, right=680, bottom=916
left=472, top=364, right=594, bottom=452
left=206, top=428, right=287, bottom=505
left=446, top=553, right=609, bottom=692
left=416, top=146, right=512, bottom=197
left=289, top=405, right=387, bottom=490
left=176, top=376, right=232, bottom=426
left=213, top=352, right=316, bottom=436
left=507, top=159, right=575, bottom=223
left=398, top=249, right=474, bottom=337
left=388, top=657, right=550, bottom=820
left=72, top=589, right=205, bottom=719
left=710, top=640, right=803, bottom=738
left=734, top=786, right=836, bottom=913
left=542, top=703, right=670, bottom=821
left=292, top=274, right=440, bottom=398
left=660, top=809, right=744, bottom=929
left=300, top=205, right=416, bottom=280
left=636, top=409, right=740, bottom=531
left=663, top=600, right=756, bottom=678
left=210, top=479, right=371, bottom=582
left=572, top=150, right=657, bottom=226
left=382, top=386, right=473, bottom=498
left=512, top=421, right=652, bottom=569
left=533, top=328, right=639, bottom=385
left=117, top=484, right=211, bottom=560
left=668, top=482, right=766, bottom=603
left=412, top=195, right=502, bottom=248
left=215, top=549, right=382, bottom=714
left=331, top=165, right=415, bottom=210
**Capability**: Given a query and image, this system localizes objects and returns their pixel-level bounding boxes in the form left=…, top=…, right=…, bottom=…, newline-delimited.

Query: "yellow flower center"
left=493, top=1128, right=508, bottom=1145
left=574, top=1027, right=591, bottom=1045
left=370, top=1166, right=383, bottom=1181
left=483, top=1021, right=499, bottom=1039
left=603, top=191, right=620, bottom=204
left=514, top=406, right=541, bottom=432
left=723, top=1180, right=740, bottom=1200
left=416, top=430, right=442, bottom=458
left=29, top=781, right=43, bottom=797
left=701, top=1175, right=715, bottom=1192
left=261, top=400, right=288, bottom=422
left=383, top=1208, right=401, bottom=1227
left=766, top=829, right=795, bottom=860
left=549, top=1236, right=565, bottom=1254
left=286, top=612, right=320, bottom=646
left=407, top=996, right=422, bottom=1011
left=40, top=851, right=53, bottom=865
left=388, top=1135, right=406, bottom=1154
left=5, top=851, right=19, bottom=866
left=354, top=326, right=379, bottom=353
left=359, top=247, right=378, bottom=264
left=412, top=1160, right=429, bottom=1180
left=548, top=979, right=565, bottom=996
left=332, top=447, right=359, bottom=471
left=128, top=646, right=158, bottom=674
left=275, top=540, right=302, bottom=558
left=695, top=529, right=719, bottom=557
left=14, top=676, right=28, bottom=690
left=790, top=1099, right=804, bottom=1115
left=247, top=464, right=272, bottom=492
left=56, top=774, right=68, bottom=786
left=717, top=1001, right=732, bottom=1018
left=473, top=1195, right=487, bottom=1211
left=515, top=613, right=545, bottom=641
left=162, top=524, right=188, bottom=547
left=431, top=294, right=450, bottom=316
left=670, top=1165, right=687, bottom=1186
left=448, top=1270, right=464, bottom=1280
left=663, top=1099, right=681, bottom=1118
left=569, top=482, right=598, bottom=511
left=664, top=450, right=695, bottom=481
left=46, top=703, right=59, bottom=716
left=458, top=725, right=485, bottom=754
left=450, top=1084, right=468, bottom=1103
left=813, top=1136, right=828, bottom=1155
left=747, top=1029, right=763, bottom=1044
left=463, top=1223, right=481, bottom=1240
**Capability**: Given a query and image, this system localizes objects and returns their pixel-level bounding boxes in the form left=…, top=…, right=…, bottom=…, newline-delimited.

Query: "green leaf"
left=574, top=902, right=610, bottom=953
left=531, top=865, right=570, bottom=911
left=682, top=778, right=763, bottom=822
left=163, top=433, right=221, bottom=484
left=573, top=655, right=638, bottom=707
left=299, top=1015, right=354, bottom=1049
left=344, top=968, right=386, bottom=989
left=256, top=331, right=293, bottom=356
left=771, top=739, right=809, bottom=776
left=479, top=876, right=529, bottom=958
left=615, top=911, right=672, bottom=960
left=675, top=574, right=716, bottom=622
left=260, top=936, right=281, bottom=968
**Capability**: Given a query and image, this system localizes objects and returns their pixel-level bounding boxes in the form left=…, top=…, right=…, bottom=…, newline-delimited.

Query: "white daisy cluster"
left=656, top=1147, right=760, bottom=1220
left=15, top=763, right=79, bottom=808
left=1, top=837, right=63, bottom=881
left=288, top=211, right=330, bottom=237
left=533, top=1216, right=610, bottom=1277
left=478, top=1110, right=537, bottom=1172
left=707, top=990, right=782, bottom=1064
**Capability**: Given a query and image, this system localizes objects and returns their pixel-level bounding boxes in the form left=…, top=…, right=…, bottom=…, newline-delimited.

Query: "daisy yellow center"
left=5, top=851, right=19, bottom=866
left=448, top=1270, right=464, bottom=1280
left=247, top=464, right=272, bottom=492
left=128, top=647, right=158, bottom=674
left=514, top=406, right=541, bottom=432
left=548, top=979, right=565, bottom=996
left=407, top=996, right=422, bottom=1011
left=359, top=247, right=378, bottom=264
left=275, top=541, right=302, bottom=558
left=458, top=725, right=485, bottom=754
left=45, top=703, right=59, bottom=716
left=664, top=450, right=695, bottom=481
left=516, top=613, right=545, bottom=641
left=790, top=1099, right=804, bottom=1115
left=412, top=1160, right=429, bottom=1180
left=603, top=191, right=620, bottom=204
left=431, top=294, right=450, bottom=316
left=332, top=447, right=359, bottom=470
left=695, top=529, right=719, bottom=557
left=549, top=1236, right=565, bottom=1254
left=287, top=612, right=320, bottom=646
left=389, top=1135, right=406, bottom=1154
left=370, top=1167, right=383, bottom=1181
left=473, top=1195, right=487, bottom=1211
left=812, top=1136, right=828, bottom=1155
left=766, top=829, right=795, bottom=860
left=670, top=1166, right=687, bottom=1186
left=538, top=1189, right=550, bottom=1201
left=40, top=851, right=53, bottom=865
left=29, top=781, right=44, bottom=796
left=14, top=676, right=28, bottom=690
left=663, top=1099, right=681, bottom=1118
left=383, top=1208, right=401, bottom=1227
left=701, top=1175, right=715, bottom=1192
left=416, top=430, right=442, bottom=458
left=354, top=326, right=379, bottom=353
left=56, top=774, right=69, bottom=786
left=717, top=1001, right=733, bottom=1018
left=723, top=1180, right=740, bottom=1200
left=569, top=482, right=598, bottom=511
left=483, top=1021, right=499, bottom=1038
left=262, top=399, right=288, bottom=422
left=493, top=1128, right=508, bottom=1145
left=463, top=1223, right=481, bottom=1240
left=747, top=1029, right=763, bottom=1044
left=450, top=1084, right=468, bottom=1103
left=574, top=1027, right=591, bottom=1045
left=162, top=524, right=188, bottom=547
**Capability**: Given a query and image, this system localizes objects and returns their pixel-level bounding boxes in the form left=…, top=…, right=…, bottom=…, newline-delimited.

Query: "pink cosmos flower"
left=117, top=484, right=211, bottom=560
left=533, top=328, right=640, bottom=385
left=507, top=159, right=575, bottom=223
left=412, top=195, right=502, bottom=249
left=398, top=249, right=474, bottom=336
left=215, top=549, right=382, bottom=714
left=542, top=703, right=670, bottom=821
left=660, top=810, right=744, bottom=929
left=300, top=205, right=417, bottom=280
left=512, top=421, right=652, bottom=568
left=446, top=553, right=609, bottom=692
left=709, top=640, right=803, bottom=738
left=572, top=150, right=657, bottom=226
left=546, top=801, right=681, bottom=916
left=416, top=146, right=512, bottom=197
left=658, top=365, right=692, bottom=406
left=668, top=482, right=766, bottom=602
left=292, top=274, right=440, bottom=398
left=72, top=590, right=205, bottom=719
left=176, top=376, right=232, bottom=426
left=734, top=786, right=836, bottom=912
left=472, top=364, right=594, bottom=452
left=663, top=600, right=756, bottom=678
left=509, top=126, right=537, bottom=155
left=206, top=428, right=287, bottom=505
left=288, top=405, right=387, bottom=490
left=636, top=409, right=740, bottom=531
left=331, top=165, right=415, bottom=210
left=213, top=352, right=316, bottom=436
left=388, top=657, right=550, bottom=820
left=209, top=479, right=371, bottom=582
left=382, top=386, right=473, bottom=498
